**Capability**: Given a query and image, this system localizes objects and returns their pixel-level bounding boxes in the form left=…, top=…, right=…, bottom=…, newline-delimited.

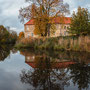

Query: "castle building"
left=24, top=17, right=71, bottom=38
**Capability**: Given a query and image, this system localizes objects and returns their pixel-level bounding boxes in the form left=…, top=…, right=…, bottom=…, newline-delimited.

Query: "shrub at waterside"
left=0, top=25, right=17, bottom=44
left=15, top=36, right=90, bottom=52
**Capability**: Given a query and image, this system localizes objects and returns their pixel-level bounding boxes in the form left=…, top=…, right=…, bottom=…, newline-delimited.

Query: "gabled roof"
left=26, top=61, right=75, bottom=69
left=53, top=17, right=71, bottom=24
left=25, top=19, right=34, bottom=25
left=25, top=17, right=71, bottom=25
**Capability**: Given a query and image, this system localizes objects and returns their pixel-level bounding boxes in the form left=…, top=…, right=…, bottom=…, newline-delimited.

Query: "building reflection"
left=20, top=50, right=90, bottom=90
left=20, top=50, right=76, bottom=90
left=21, top=50, right=75, bottom=69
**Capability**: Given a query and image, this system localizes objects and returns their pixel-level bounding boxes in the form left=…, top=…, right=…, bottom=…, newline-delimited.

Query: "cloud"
left=0, top=68, right=30, bottom=90
left=64, top=0, right=90, bottom=15
left=0, top=0, right=28, bottom=33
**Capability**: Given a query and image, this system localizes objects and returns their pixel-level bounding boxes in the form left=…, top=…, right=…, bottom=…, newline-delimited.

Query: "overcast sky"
left=0, top=0, right=90, bottom=34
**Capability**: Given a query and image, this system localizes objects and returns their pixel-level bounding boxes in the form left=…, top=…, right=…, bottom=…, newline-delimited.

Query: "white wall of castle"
left=24, top=25, right=38, bottom=38
left=24, top=24, right=70, bottom=38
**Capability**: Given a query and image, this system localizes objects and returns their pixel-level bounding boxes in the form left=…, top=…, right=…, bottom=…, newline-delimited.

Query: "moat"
left=0, top=45, right=90, bottom=90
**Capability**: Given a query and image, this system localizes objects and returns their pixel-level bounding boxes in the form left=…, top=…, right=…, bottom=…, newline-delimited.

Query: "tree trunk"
left=47, top=24, right=51, bottom=37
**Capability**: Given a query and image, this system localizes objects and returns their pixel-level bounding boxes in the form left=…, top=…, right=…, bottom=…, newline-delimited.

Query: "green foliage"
left=0, top=25, right=9, bottom=42
left=38, top=37, right=59, bottom=50
left=0, top=25, right=17, bottom=44
left=54, top=44, right=65, bottom=51
left=69, top=7, right=90, bottom=36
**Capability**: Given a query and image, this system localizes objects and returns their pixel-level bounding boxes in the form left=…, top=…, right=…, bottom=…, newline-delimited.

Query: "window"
left=67, top=26, right=69, bottom=30
left=64, top=26, right=66, bottom=29
left=60, top=33, right=62, bottom=36
left=27, top=57, right=30, bottom=60
left=26, top=26, right=29, bottom=31
left=66, top=31, right=68, bottom=36
left=60, top=29, right=62, bottom=36
left=31, top=33, right=33, bottom=37
left=28, top=34, right=30, bottom=37
left=64, top=31, right=66, bottom=36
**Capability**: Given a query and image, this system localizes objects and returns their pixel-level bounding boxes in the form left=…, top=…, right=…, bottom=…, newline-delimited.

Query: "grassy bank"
left=15, top=36, right=90, bottom=52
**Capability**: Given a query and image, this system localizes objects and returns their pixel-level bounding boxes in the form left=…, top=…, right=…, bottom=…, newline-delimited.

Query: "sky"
left=0, top=0, right=90, bottom=34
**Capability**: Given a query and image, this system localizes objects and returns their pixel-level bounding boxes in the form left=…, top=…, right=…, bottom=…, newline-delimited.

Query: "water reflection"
left=20, top=49, right=90, bottom=63
left=69, top=62, right=90, bottom=90
left=20, top=50, right=90, bottom=90
left=0, top=46, right=89, bottom=90
left=0, top=44, right=15, bottom=61
left=20, top=55, right=71, bottom=90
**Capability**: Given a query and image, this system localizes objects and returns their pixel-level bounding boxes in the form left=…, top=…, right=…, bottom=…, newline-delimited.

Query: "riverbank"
left=20, top=48, right=90, bottom=63
left=15, top=36, right=90, bottom=52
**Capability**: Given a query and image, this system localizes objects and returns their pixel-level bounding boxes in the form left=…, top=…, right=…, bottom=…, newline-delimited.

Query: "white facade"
left=24, top=24, right=70, bottom=38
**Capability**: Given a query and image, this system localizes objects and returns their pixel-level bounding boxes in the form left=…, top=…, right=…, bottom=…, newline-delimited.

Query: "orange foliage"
left=19, top=32, right=24, bottom=39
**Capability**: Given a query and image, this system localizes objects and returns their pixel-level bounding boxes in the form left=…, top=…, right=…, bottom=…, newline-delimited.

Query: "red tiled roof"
left=25, top=17, right=71, bottom=25
left=53, top=17, right=71, bottom=24
left=25, top=19, right=34, bottom=25
left=26, top=61, right=75, bottom=69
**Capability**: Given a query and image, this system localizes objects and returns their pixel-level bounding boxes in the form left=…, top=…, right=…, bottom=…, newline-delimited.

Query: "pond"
left=0, top=45, right=90, bottom=90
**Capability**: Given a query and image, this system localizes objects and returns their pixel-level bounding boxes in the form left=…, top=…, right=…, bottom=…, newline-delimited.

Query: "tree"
left=20, top=55, right=70, bottom=90
left=19, top=31, right=24, bottom=39
left=69, top=7, right=90, bottom=36
left=69, top=62, right=90, bottom=90
left=0, top=25, right=10, bottom=43
left=0, top=25, right=17, bottom=44
left=19, top=0, right=69, bottom=37
left=9, top=31, right=17, bottom=43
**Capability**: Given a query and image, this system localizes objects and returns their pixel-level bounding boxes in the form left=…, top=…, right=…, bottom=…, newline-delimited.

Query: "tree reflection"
left=20, top=56, right=70, bottom=90
left=0, top=44, right=14, bottom=61
left=20, top=49, right=90, bottom=90
left=69, top=62, right=90, bottom=90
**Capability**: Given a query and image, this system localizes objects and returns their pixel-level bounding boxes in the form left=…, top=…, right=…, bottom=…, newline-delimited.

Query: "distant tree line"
left=0, top=25, right=17, bottom=44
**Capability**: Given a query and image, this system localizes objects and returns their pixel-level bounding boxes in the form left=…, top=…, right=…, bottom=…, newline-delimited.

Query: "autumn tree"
left=69, top=7, right=90, bottom=36
left=9, top=31, right=17, bottom=43
left=0, top=25, right=10, bottom=43
left=0, top=25, right=17, bottom=43
left=19, top=31, right=24, bottom=39
left=19, top=0, right=69, bottom=37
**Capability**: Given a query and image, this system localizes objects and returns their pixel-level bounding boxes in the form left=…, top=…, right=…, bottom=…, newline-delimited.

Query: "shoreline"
left=15, top=36, right=90, bottom=52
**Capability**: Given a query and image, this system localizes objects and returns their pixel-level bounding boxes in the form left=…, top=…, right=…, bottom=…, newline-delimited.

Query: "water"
left=0, top=45, right=90, bottom=90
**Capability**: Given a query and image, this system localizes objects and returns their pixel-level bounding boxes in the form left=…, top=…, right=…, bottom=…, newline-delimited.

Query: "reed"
left=15, top=36, right=90, bottom=52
